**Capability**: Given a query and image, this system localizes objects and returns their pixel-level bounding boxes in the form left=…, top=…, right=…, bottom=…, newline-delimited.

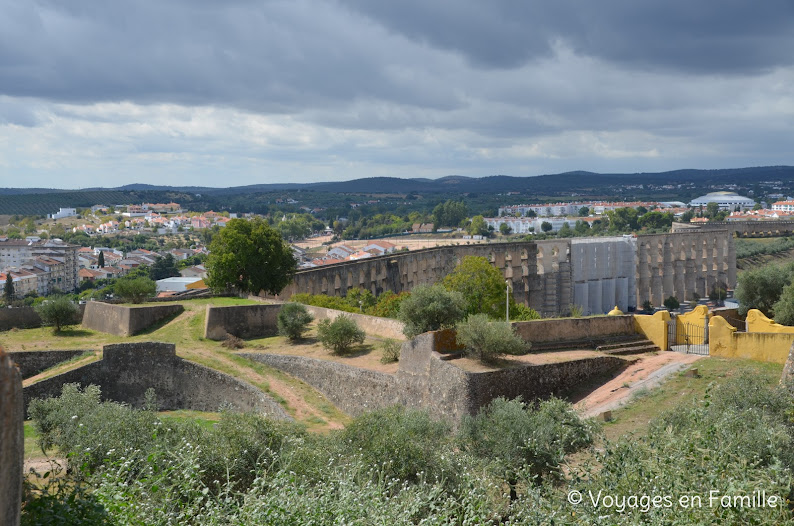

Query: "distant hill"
left=1, top=166, right=792, bottom=215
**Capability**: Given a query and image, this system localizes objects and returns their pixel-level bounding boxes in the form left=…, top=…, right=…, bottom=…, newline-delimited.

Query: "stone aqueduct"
left=278, top=225, right=738, bottom=316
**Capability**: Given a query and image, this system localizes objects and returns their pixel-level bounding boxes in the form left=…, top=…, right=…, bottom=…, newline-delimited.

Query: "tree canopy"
left=206, top=218, right=296, bottom=295
left=735, top=261, right=794, bottom=316
left=432, top=200, right=467, bottom=229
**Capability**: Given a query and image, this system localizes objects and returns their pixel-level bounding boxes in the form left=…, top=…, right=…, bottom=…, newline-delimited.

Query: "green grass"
left=24, top=422, right=43, bottom=457
left=159, top=410, right=221, bottom=430
left=602, top=357, right=783, bottom=440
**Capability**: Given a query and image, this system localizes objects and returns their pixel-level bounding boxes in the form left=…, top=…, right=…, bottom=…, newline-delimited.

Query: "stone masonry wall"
left=240, top=353, right=399, bottom=416
left=23, top=342, right=290, bottom=420
left=0, top=348, right=23, bottom=526
left=82, top=302, right=184, bottom=336
left=204, top=304, right=282, bottom=340
left=0, top=304, right=85, bottom=331
left=512, top=315, right=635, bottom=345
left=7, top=349, right=90, bottom=379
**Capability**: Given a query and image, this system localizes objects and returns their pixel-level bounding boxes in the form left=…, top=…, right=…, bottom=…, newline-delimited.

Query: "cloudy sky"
left=1, top=1, right=793, bottom=188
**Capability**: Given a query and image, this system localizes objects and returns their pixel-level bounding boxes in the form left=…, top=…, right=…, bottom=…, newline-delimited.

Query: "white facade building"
left=48, top=208, right=78, bottom=219
left=485, top=217, right=574, bottom=234
left=689, top=192, right=755, bottom=211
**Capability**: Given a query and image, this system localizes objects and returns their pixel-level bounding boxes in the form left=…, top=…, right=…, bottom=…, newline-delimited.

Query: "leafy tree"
left=663, top=296, right=680, bottom=311
left=642, top=299, right=653, bottom=312
left=459, top=397, right=595, bottom=500
left=442, top=256, right=511, bottom=319
left=680, top=209, right=695, bottom=222
left=540, top=221, right=553, bottom=233
left=97, top=250, right=105, bottom=268
left=3, top=273, right=14, bottom=303
left=605, top=207, right=639, bottom=232
left=149, top=254, right=180, bottom=281
left=432, top=200, right=467, bottom=229
left=277, top=303, right=314, bottom=341
left=525, top=209, right=537, bottom=218
left=397, top=284, right=466, bottom=337
left=773, top=283, right=794, bottom=326
left=379, top=338, right=401, bottom=364
left=557, top=222, right=572, bottom=237
left=369, top=290, right=410, bottom=318
left=345, top=288, right=376, bottom=312
left=638, top=211, right=674, bottom=231
left=578, top=206, right=590, bottom=216
left=206, top=218, right=296, bottom=295
left=735, top=262, right=794, bottom=316
left=574, top=220, right=590, bottom=236
left=705, top=202, right=720, bottom=219
left=499, top=223, right=512, bottom=235
left=317, top=315, right=365, bottom=354
left=115, top=277, right=157, bottom=304
left=35, top=296, right=79, bottom=333
left=467, top=215, right=488, bottom=236
left=455, top=314, right=529, bottom=363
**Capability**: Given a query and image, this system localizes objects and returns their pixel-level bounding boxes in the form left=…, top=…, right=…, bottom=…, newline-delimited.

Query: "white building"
left=772, top=200, right=794, bottom=212
left=485, top=217, right=574, bottom=234
left=48, top=208, right=78, bottom=220
left=156, top=276, right=204, bottom=293
left=689, top=192, right=755, bottom=211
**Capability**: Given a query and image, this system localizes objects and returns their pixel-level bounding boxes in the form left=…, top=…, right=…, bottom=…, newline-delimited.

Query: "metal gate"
left=667, top=319, right=709, bottom=355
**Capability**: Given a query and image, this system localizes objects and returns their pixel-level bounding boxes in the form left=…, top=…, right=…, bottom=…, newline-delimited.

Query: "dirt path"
left=576, top=351, right=703, bottom=418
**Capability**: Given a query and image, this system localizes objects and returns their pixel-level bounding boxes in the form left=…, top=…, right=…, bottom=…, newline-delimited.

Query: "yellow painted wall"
left=709, top=315, right=794, bottom=364
left=633, top=310, right=669, bottom=350
left=186, top=279, right=207, bottom=290
left=676, top=305, right=710, bottom=345
left=745, top=309, right=794, bottom=334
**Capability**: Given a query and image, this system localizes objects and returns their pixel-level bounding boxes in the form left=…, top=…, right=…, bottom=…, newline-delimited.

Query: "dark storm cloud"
left=341, top=0, right=794, bottom=74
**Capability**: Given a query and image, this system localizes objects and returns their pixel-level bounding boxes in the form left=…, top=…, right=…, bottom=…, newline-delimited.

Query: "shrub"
left=277, top=302, right=314, bottom=341
left=291, top=292, right=358, bottom=314
left=397, top=283, right=466, bottom=337
left=379, top=338, right=401, bottom=363
left=317, top=315, right=365, bottom=354
left=568, top=303, right=583, bottom=318
left=369, top=290, right=410, bottom=318
left=34, top=296, right=79, bottom=333
left=511, top=303, right=541, bottom=321
left=114, top=276, right=156, bottom=303
left=455, top=313, right=529, bottom=363
left=221, top=333, right=245, bottom=349
left=344, top=287, right=376, bottom=312
left=459, top=397, right=595, bottom=498
left=338, top=406, right=453, bottom=483
left=663, top=295, right=680, bottom=311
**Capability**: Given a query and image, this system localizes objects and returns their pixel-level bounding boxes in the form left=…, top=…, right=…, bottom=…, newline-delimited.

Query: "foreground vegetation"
left=22, top=363, right=794, bottom=525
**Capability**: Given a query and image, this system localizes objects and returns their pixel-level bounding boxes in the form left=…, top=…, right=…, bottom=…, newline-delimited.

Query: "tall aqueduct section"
left=278, top=222, right=749, bottom=317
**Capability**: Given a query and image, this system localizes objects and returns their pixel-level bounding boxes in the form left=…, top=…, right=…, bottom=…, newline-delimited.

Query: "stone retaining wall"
left=512, top=315, right=635, bottom=344
left=0, top=304, right=85, bottom=331
left=240, top=353, right=399, bottom=416
left=7, top=350, right=90, bottom=379
left=23, top=342, right=290, bottom=420
left=303, top=305, right=406, bottom=339
left=0, top=349, right=23, bottom=526
left=204, top=304, right=282, bottom=340
left=82, top=302, right=184, bottom=336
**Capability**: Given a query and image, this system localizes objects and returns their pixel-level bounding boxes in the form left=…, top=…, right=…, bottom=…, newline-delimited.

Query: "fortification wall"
left=0, top=349, right=23, bottom=526
left=673, top=220, right=794, bottom=238
left=204, top=304, right=282, bottom=340
left=82, top=302, right=184, bottom=336
left=0, top=304, right=85, bottom=331
left=247, top=328, right=627, bottom=424
left=303, top=305, right=406, bottom=339
left=512, top=315, right=635, bottom=345
left=23, top=342, right=289, bottom=420
left=240, top=353, right=399, bottom=416
left=7, top=350, right=90, bottom=379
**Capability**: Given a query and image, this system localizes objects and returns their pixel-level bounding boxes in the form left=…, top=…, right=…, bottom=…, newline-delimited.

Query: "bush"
left=663, top=295, right=680, bottom=311
left=221, top=333, right=245, bottom=349
left=277, top=302, right=314, bottom=341
left=460, top=397, right=595, bottom=498
left=34, top=296, right=79, bottom=333
left=291, top=293, right=359, bottom=314
left=338, top=406, right=453, bottom=483
left=114, top=276, right=156, bottom=303
left=455, top=313, right=529, bottom=363
left=344, top=287, right=376, bottom=312
left=317, top=315, right=365, bottom=354
left=368, top=290, right=410, bottom=318
left=397, top=284, right=466, bottom=337
left=379, top=338, right=401, bottom=363
left=511, top=303, right=541, bottom=321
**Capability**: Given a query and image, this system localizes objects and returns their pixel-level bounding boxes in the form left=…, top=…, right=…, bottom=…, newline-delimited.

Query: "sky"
left=1, top=1, right=793, bottom=189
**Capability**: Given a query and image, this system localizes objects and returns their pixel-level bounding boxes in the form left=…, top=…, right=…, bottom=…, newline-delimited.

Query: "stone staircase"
left=529, top=334, right=660, bottom=355
left=595, top=339, right=661, bottom=356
